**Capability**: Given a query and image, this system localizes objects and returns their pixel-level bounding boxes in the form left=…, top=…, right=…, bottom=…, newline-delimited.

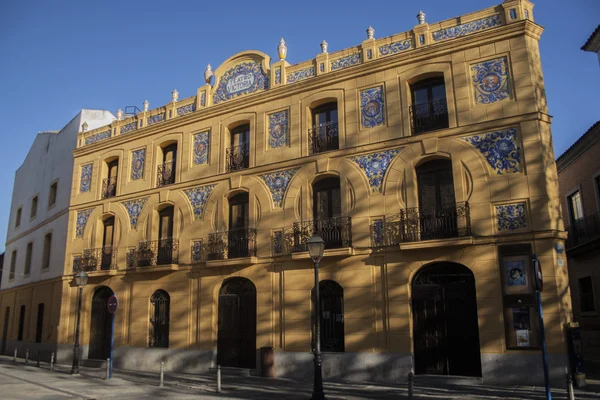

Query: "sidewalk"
left=1, top=355, right=600, bottom=399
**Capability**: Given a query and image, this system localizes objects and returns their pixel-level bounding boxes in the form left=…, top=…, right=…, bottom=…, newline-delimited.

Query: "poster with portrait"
left=506, top=259, right=527, bottom=286
left=512, top=307, right=531, bottom=331
left=516, top=329, right=530, bottom=347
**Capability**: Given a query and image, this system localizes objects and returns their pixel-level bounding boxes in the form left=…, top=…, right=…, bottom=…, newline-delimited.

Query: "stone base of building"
left=112, top=347, right=216, bottom=374
left=1, top=340, right=75, bottom=364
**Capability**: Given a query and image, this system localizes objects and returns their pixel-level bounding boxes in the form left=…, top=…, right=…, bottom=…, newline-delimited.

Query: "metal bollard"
left=408, top=371, right=414, bottom=400
left=50, top=352, right=54, bottom=371
left=217, top=364, right=222, bottom=393
left=105, top=358, right=111, bottom=380
left=37, top=351, right=40, bottom=368
left=159, top=362, right=164, bottom=387
left=13, top=348, right=17, bottom=363
left=566, top=368, right=575, bottom=400
left=25, top=349, right=29, bottom=364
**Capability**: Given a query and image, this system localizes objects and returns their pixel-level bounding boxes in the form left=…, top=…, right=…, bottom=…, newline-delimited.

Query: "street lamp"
left=307, top=235, right=326, bottom=400
left=71, top=270, right=88, bottom=375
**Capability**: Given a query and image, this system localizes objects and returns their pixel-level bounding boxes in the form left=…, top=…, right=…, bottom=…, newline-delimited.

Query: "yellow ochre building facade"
left=0, top=0, right=573, bottom=385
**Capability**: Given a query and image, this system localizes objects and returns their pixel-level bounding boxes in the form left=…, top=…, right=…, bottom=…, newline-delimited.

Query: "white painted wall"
left=1, top=110, right=115, bottom=290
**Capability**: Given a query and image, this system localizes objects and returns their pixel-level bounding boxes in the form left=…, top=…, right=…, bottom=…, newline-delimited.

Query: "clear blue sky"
left=0, top=0, right=598, bottom=252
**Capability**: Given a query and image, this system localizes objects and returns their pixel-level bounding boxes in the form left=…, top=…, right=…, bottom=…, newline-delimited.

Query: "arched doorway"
left=89, top=286, right=114, bottom=360
left=312, top=280, right=345, bottom=352
left=150, top=290, right=170, bottom=348
left=217, top=278, right=256, bottom=368
left=412, top=263, right=481, bottom=377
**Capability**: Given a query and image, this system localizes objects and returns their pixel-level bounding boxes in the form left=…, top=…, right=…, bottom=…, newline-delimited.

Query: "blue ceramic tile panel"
left=505, top=259, right=527, bottom=286
left=471, top=56, right=511, bottom=104
left=191, top=240, right=203, bottom=262
left=213, top=61, right=268, bottom=104
left=269, top=110, right=289, bottom=149
left=131, top=149, right=145, bottom=180
left=75, top=208, right=94, bottom=237
left=177, top=103, right=196, bottom=116
left=331, top=54, right=361, bottom=71
left=122, top=197, right=149, bottom=229
left=510, top=8, right=517, bottom=19
left=461, top=127, right=521, bottom=174
left=120, top=121, right=137, bottom=134
left=496, top=202, right=527, bottom=231
left=85, top=130, right=111, bottom=145
left=183, top=184, right=216, bottom=220
left=379, top=39, right=412, bottom=56
left=349, top=148, right=402, bottom=193
left=200, top=92, right=206, bottom=106
left=287, top=66, right=315, bottom=84
left=275, top=67, right=281, bottom=85
left=193, top=131, right=210, bottom=165
left=80, top=163, right=93, bottom=193
left=259, top=168, right=299, bottom=208
left=371, top=219, right=384, bottom=247
left=432, top=15, right=502, bottom=41
left=360, top=86, right=385, bottom=128
left=147, top=113, right=165, bottom=126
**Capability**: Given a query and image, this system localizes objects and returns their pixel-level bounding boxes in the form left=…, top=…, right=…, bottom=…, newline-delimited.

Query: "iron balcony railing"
left=409, top=99, right=449, bottom=134
left=293, top=216, right=352, bottom=252
left=309, top=121, right=339, bottom=154
left=370, top=202, right=471, bottom=246
left=157, top=161, right=176, bottom=187
left=127, top=239, right=179, bottom=268
left=226, top=143, right=250, bottom=172
left=566, top=211, right=600, bottom=249
left=207, top=228, right=257, bottom=260
left=101, top=176, right=117, bottom=199
left=74, top=247, right=118, bottom=272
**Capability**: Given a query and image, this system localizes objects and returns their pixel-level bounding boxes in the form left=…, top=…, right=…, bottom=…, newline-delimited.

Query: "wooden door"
left=312, top=178, right=342, bottom=248
left=228, top=193, right=249, bottom=258
left=416, top=160, right=457, bottom=240
left=89, top=287, right=113, bottom=360
left=1, top=308, right=9, bottom=354
left=101, top=217, right=114, bottom=270
left=158, top=207, right=174, bottom=264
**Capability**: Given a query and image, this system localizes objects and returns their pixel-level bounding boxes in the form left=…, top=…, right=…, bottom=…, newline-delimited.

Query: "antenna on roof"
left=124, top=105, right=141, bottom=117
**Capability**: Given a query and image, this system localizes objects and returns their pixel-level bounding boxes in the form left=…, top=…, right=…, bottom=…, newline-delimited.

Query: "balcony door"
left=411, top=78, right=449, bottom=134
left=101, top=217, right=114, bottom=270
left=103, top=160, right=118, bottom=198
left=416, top=160, right=457, bottom=240
left=228, top=193, right=249, bottom=258
left=158, top=144, right=177, bottom=186
left=311, top=103, right=339, bottom=153
left=158, top=206, right=174, bottom=265
left=313, top=177, right=343, bottom=249
left=229, top=124, right=250, bottom=171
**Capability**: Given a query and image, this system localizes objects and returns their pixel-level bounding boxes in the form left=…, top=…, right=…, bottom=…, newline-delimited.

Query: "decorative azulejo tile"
left=85, top=130, right=111, bottom=145
left=147, top=113, right=165, bottom=126
left=349, top=148, right=402, bottom=193
left=200, top=92, right=206, bottom=107
left=80, top=163, right=93, bottom=193
left=191, top=239, right=203, bottom=262
left=76, top=208, right=94, bottom=237
left=432, top=14, right=502, bottom=41
left=462, top=127, right=521, bottom=174
left=287, top=66, right=315, bottom=84
left=360, top=86, right=385, bottom=128
left=213, top=61, right=268, bottom=104
left=177, top=103, right=196, bottom=116
left=193, top=131, right=210, bottom=165
left=120, top=121, right=137, bottom=134
left=272, top=231, right=284, bottom=256
left=471, top=57, right=511, bottom=104
left=371, top=219, right=385, bottom=247
left=275, top=67, right=281, bottom=85
left=122, top=197, right=149, bottom=229
left=331, top=54, right=361, bottom=71
left=379, top=39, right=412, bottom=56
left=268, top=110, right=288, bottom=148
left=259, top=168, right=299, bottom=208
left=131, top=148, right=145, bottom=180
left=183, top=184, right=216, bottom=220
left=496, top=202, right=527, bottom=231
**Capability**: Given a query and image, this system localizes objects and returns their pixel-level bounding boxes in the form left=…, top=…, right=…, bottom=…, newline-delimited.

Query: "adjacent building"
left=0, top=110, right=115, bottom=358
left=582, top=25, right=600, bottom=65
left=0, top=0, right=573, bottom=385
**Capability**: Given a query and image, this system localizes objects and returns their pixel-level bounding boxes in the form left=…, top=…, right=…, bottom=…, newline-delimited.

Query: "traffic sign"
left=533, top=254, right=543, bottom=292
left=107, top=294, right=118, bottom=314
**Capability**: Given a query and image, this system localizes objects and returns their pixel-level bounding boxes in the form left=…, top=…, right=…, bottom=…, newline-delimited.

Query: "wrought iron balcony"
left=309, top=121, right=339, bottom=154
left=73, top=247, right=117, bottom=272
left=566, top=211, right=600, bottom=249
left=293, top=216, right=352, bottom=252
left=101, top=176, right=117, bottom=198
left=207, top=228, right=257, bottom=260
left=127, top=239, right=179, bottom=268
left=157, top=161, right=176, bottom=187
left=226, top=143, right=250, bottom=172
left=370, top=202, right=471, bottom=246
left=409, top=99, right=449, bottom=134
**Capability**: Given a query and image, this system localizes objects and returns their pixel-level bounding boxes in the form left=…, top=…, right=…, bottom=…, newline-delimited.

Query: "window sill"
left=206, top=256, right=258, bottom=268
left=292, top=247, right=354, bottom=260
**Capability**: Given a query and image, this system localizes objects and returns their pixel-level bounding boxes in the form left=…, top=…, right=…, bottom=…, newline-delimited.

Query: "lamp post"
left=71, top=270, right=88, bottom=375
left=307, top=235, right=326, bottom=400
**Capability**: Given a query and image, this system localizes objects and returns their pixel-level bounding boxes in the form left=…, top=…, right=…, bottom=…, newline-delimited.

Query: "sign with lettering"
left=213, top=61, right=268, bottom=104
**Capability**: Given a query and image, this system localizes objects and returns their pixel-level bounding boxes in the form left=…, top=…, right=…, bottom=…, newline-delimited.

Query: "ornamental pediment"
left=212, top=51, right=271, bottom=105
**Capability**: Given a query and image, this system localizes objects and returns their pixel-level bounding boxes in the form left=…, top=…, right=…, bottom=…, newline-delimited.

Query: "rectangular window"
left=9, top=250, right=17, bottom=280
left=30, top=196, right=38, bottom=219
left=42, top=233, right=52, bottom=270
left=48, top=182, right=58, bottom=207
left=35, top=303, right=44, bottom=343
left=595, top=176, right=600, bottom=211
left=567, top=191, right=584, bottom=223
left=578, top=276, right=596, bottom=313
left=17, top=305, right=25, bottom=341
left=15, top=207, right=22, bottom=228
left=24, top=243, right=33, bottom=276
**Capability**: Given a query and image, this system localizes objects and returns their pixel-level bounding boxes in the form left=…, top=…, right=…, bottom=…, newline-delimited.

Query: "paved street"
left=1, top=356, right=600, bottom=399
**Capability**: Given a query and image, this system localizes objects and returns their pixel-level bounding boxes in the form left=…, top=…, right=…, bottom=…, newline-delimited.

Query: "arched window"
left=410, top=77, right=449, bottom=134
left=227, top=124, right=250, bottom=171
left=310, top=102, right=339, bottom=154
left=157, top=206, right=175, bottom=265
left=101, top=217, right=115, bottom=270
left=309, top=177, right=350, bottom=249
left=313, top=280, right=345, bottom=352
left=150, top=290, right=170, bottom=348
left=157, top=143, right=177, bottom=187
left=102, top=159, right=118, bottom=198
